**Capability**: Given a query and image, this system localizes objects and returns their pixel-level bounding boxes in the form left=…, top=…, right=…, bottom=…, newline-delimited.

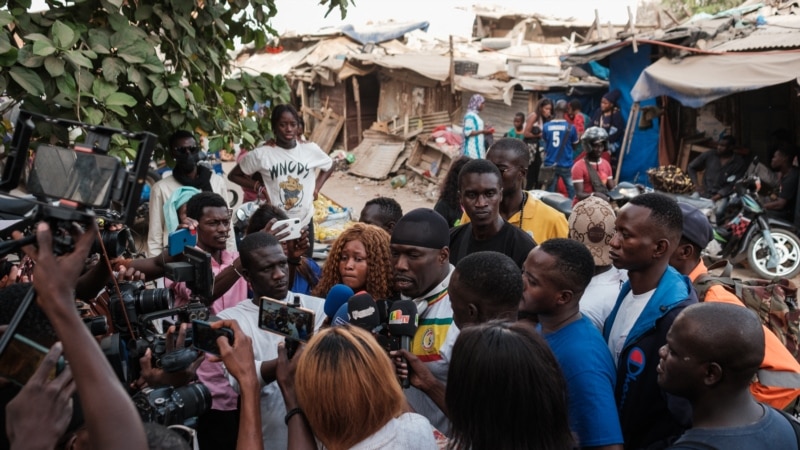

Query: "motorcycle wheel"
left=747, top=228, right=800, bottom=279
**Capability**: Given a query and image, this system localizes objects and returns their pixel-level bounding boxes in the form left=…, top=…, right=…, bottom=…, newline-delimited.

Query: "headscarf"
left=602, top=89, right=622, bottom=106
left=467, top=94, right=485, bottom=113
left=164, top=186, right=201, bottom=233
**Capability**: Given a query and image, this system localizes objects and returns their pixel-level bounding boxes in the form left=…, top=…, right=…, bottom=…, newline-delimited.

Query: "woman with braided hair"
left=312, top=223, right=394, bottom=300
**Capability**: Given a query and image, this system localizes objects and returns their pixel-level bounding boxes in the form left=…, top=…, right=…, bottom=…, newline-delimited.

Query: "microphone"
left=347, top=293, right=380, bottom=332
left=331, top=303, right=349, bottom=327
left=324, top=284, right=355, bottom=318
left=387, top=300, right=418, bottom=389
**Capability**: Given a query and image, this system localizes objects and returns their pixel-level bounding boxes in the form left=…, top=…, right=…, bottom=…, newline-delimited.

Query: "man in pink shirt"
left=572, top=127, right=615, bottom=205
left=170, top=192, right=248, bottom=313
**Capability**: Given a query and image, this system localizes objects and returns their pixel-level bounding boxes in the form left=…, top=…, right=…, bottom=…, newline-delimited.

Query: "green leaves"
left=101, top=57, right=125, bottom=81
left=1, top=0, right=344, bottom=158
left=44, top=55, right=65, bottom=76
left=9, top=66, right=44, bottom=95
left=152, top=86, right=169, bottom=106
left=51, top=20, right=76, bottom=49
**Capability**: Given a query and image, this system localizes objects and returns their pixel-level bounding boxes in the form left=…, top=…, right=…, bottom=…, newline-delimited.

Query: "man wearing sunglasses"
left=147, top=130, right=233, bottom=256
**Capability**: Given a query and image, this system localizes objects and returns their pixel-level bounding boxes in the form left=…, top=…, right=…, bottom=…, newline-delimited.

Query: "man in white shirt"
left=196, top=231, right=324, bottom=450
left=147, top=130, right=233, bottom=256
left=602, top=193, right=696, bottom=449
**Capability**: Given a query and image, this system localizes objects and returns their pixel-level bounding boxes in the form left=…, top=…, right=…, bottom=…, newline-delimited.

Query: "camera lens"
left=172, top=384, right=212, bottom=422
left=135, top=288, right=173, bottom=314
left=92, top=227, right=134, bottom=258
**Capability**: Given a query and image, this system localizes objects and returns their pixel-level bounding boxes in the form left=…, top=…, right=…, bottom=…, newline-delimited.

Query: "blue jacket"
left=603, top=266, right=697, bottom=449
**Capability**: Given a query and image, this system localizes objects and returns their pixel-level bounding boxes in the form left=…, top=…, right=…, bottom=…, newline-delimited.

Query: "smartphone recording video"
left=191, top=320, right=233, bottom=357
left=0, top=334, right=65, bottom=387
left=258, top=297, right=315, bottom=343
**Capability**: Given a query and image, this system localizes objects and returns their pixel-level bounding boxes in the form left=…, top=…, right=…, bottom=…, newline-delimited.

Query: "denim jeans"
left=548, top=166, right=575, bottom=199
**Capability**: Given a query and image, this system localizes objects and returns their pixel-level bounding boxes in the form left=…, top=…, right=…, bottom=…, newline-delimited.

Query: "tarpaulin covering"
left=610, top=45, right=659, bottom=185
left=631, top=52, right=800, bottom=108
left=339, top=21, right=430, bottom=45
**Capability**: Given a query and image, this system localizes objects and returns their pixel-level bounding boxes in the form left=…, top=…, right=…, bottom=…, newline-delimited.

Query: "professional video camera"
left=133, top=384, right=212, bottom=426
left=0, top=110, right=155, bottom=368
left=102, top=243, right=215, bottom=385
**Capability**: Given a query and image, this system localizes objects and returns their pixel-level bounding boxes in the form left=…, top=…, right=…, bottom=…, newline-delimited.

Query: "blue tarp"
left=339, top=21, right=430, bottom=45
left=609, top=45, right=659, bottom=185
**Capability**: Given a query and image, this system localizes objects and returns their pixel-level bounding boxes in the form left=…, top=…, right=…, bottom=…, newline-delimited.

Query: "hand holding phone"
left=271, top=218, right=302, bottom=242
left=0, top=334, right=66, bottom=387
left=168, top=228, right=197, bottom=256
left=212, top=319, right=257, bottom=386
left=192, top=320, right=233, bottom=357
left=258, top=297, right=315, bottom=343
left=5, top=342, right=75, bottom=450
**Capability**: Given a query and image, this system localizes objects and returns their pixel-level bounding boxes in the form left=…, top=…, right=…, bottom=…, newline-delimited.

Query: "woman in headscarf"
left=590, top=89, right=626, bottom=167
left=462, top=94, right=493, bottom=159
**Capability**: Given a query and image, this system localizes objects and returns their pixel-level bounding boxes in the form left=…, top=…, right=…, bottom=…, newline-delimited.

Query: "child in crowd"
left=504, top=112, right=526, bottom=140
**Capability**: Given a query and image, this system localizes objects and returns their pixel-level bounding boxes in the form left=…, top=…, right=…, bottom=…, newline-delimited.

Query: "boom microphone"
left=324, top=284, right=355, bottom=318
left=386, top=299, right=419, bottom=389
left=347, top=293, right=380, bottom=332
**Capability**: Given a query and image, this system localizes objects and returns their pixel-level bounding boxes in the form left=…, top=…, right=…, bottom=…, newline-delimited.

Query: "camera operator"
left=209, top=319, right=263, bottom=450
left=195, top=231, right=324, bottom=450
left=10, top=221, right=147, bottom=450
left=77, top=192, right=245, bottom=313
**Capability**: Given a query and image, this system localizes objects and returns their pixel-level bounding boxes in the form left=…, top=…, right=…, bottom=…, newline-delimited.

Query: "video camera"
left=101, top=243, right=215, bottom=385
left=0, top=110, right=155, bottom=253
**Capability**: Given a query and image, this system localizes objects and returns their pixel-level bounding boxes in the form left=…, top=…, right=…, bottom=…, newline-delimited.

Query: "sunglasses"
left=173, top=145, right=201, bottom=154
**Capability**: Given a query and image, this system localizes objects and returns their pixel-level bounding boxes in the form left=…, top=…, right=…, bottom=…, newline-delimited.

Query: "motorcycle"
left=704, top=176, right=800, bottom=279
left=530, top=181, right=648, bottom=219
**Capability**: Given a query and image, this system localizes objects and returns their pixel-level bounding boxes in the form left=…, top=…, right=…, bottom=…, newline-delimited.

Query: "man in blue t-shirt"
left=659, top=302, right=799, bottom=450
left=519, top=239, right=623, bottom=449
left=543, top=100, right=579, bottom=198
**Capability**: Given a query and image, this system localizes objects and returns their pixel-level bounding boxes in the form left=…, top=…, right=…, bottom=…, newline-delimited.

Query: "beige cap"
left=568, top=196, right=616, bottom=266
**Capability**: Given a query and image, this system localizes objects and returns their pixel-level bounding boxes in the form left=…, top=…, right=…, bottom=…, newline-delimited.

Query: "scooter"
left=705, top=176, right=800, bottom=279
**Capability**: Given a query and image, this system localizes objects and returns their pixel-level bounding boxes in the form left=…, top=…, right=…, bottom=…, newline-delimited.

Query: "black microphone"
left=387, top=299, right=418, bottom=389
left=324, top=284, right=355, bottom=318
left=347, top=293, right=380, bottom=332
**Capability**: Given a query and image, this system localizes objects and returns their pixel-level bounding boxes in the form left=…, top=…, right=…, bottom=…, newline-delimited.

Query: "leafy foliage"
left=0, top=0, right=350, bottom=159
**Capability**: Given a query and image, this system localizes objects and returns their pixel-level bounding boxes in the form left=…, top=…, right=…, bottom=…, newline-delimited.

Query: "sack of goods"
left=647, top=165, right=695, bottom=194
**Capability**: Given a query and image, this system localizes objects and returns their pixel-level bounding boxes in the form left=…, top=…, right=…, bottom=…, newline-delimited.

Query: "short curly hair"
left=312, top=223, right=394, bottom=299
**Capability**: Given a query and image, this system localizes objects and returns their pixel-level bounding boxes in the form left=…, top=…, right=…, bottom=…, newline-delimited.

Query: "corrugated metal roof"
left=711, top=15, right=800, bottom=51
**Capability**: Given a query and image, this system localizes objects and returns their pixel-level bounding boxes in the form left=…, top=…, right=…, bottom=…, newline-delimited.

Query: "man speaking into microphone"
left=388, top=208, right=457, bottom=435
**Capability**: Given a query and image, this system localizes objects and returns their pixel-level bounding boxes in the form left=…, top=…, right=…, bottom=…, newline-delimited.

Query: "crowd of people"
left=462, top=91, right=625, bottom=201
left=2, top=100, right=800, bottom=450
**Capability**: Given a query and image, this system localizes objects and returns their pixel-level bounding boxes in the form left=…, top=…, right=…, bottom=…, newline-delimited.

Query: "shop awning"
left=631, top=52, right=800, bottom=108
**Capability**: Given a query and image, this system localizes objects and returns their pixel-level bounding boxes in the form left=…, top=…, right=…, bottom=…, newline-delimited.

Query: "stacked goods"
left=313, top=194, right=353, bottom=243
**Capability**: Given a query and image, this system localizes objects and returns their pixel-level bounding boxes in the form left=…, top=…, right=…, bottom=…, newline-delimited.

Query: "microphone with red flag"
left=386, top=299, right=418, bottom=388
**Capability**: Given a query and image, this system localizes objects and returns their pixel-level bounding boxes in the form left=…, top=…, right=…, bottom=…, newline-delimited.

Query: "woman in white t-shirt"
left=229, top=104, right=333, bottom=247
left=276, top=326, right=440, bottom=450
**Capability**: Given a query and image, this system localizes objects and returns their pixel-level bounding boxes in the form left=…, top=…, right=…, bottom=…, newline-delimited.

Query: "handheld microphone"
left=332, top=302, right=349, bottom=327
left=387, top=300, right=418, bottom=389
left=347, top=293, right=380, bottom=332
left=324, top=284, right=355, bottom=318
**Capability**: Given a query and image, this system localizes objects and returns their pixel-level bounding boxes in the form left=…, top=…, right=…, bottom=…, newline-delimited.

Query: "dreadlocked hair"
left=312, top=223, right=394, bottom=300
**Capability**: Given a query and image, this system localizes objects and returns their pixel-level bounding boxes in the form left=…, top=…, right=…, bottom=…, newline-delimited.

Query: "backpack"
left=693, top=260, right=800, bottom=364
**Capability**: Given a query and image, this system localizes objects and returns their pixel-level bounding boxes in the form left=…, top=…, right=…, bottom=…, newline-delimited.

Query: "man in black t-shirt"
left=764, top=145, right=799, bottom=223
left=449, top=159, right=535, bottom=268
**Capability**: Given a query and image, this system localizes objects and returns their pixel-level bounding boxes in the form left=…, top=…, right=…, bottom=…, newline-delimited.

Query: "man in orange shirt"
left=670, top=202, right=800, bottom=409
